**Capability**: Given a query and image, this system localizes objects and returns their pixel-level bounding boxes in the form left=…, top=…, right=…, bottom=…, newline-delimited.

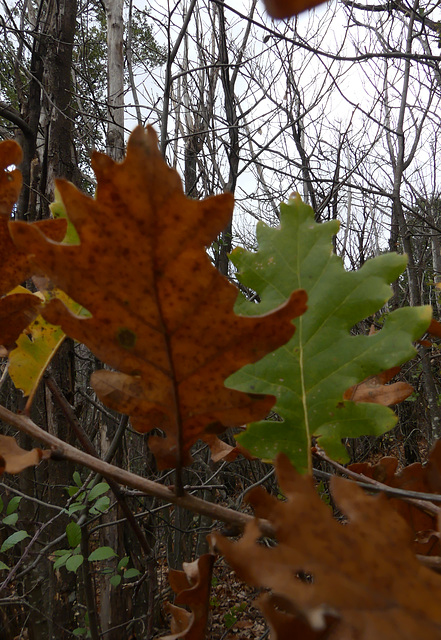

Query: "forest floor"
left=207, top=558, right=267, bottom=640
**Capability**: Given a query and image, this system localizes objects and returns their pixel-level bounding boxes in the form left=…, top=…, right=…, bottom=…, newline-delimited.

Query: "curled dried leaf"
left=343, top=366, right=414, bottom=406
left=348, top=440, right=441, bottom=555
left=161, top=554, right=214, bottom=640
left=0, top=434, right=51, bottom=474
left=204, top=433, right=257, bottom=463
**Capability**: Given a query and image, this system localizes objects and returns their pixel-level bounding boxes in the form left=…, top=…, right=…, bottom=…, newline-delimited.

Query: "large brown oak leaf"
left=10, top=126, right=307, bottom=469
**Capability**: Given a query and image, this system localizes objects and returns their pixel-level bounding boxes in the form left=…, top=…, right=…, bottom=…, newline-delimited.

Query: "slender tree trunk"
left=15, top=0, right=46, bottom=220
left=216, top=0, right=240, bottom=276
left=160, top=0, right=197, bottom=157
left=39, top=3, right=78, bottom=637
left=105, top=0, right=125, bottom=161
left=43, top=0, right=80, bottom=207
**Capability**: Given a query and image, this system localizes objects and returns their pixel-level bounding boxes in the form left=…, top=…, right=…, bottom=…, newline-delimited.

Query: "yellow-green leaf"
left=50, top=187, right=80, bottom=246
left=9, top=287, right=89, bottom=407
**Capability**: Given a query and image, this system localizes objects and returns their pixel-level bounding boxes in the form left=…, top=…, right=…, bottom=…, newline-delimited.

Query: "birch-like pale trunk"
left=105, top=0, right=125, bottom=161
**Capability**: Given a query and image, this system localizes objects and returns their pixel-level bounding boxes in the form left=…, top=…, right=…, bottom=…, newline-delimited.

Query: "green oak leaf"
left=227, top=194, right=431, bottom=473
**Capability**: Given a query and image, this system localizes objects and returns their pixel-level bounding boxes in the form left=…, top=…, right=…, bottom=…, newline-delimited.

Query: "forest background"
left=1, top=0, right=441, bottom=638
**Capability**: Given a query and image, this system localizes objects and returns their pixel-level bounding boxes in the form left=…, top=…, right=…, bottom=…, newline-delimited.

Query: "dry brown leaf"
left=211, top=453, right=441, bottom=640
left=161, top=554, right=214, bottom=640
left=263, top=0, right=327, bottom=19
left=348, top=440, right=441, bottom=555
left=419, top=317, right=441, bottom=347
left=204, top=434, right=256, bottom=463
left=0, top=216, right=66, bottom=296
left=343, top=366, right=414, bottom=406
left=0, top=434, right=51, bottom=474
left=0, top=140, right=67, bottom=349
left=427, top=318, right=441, bottom=339
left=258, top=594, right=339, bottom=640
left=10, top=126, right=307, bottom=469
left=0, top=140, right=67, bottom=296
left=0, top=292, right=41, bottom=349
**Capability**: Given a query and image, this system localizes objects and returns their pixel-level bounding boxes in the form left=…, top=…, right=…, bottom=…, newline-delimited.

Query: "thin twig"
left=45, top=374, right=153, bottom=556
left=314, top=450, right=441, bottom=516
left=81, top=527, right=101, bottom=640
left=0, top=509, right=62, bottom=593
left=0, top=403, right=275, bottom=538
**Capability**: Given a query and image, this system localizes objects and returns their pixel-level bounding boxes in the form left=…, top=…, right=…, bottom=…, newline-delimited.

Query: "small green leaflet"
left=227, top=195, right=431, bottom=473
left=87, top=482, right=109, bottom=502
left=0, top=530, right=29, bottom=553
left=88, top=546, right=117, bottom=562
left=124, top=567, right=141, bottom=579
left=2, top=513, right=19, bottom=526
left=53, top=550, right=72, bottom=570
left=72, top=471, right=82, bottom=487
left=6, top=496, right=21, bottom=515
left=110, top=575, right=122, bottom=587
left=66, top=521, right=82, bottom=548
left=66, top=554, right=84, bottom=573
